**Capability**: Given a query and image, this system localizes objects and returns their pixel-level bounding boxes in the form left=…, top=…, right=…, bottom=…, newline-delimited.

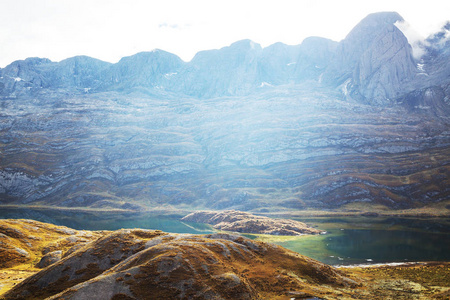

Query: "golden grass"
left=0, top=219, right=103, bottom=297
left=0, top=219, right=449, bottom=299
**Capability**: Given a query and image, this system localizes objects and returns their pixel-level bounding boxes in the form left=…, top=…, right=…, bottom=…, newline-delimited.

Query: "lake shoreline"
left=1, top=203, right=449, bottom=218
left=336, top=261, right=449, bottom=269
left=1, top=219, right=448, bottom=299
left=1, top=207, right=448, bottom=266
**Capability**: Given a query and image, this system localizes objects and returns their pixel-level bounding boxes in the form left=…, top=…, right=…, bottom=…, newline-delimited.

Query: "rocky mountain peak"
left=322, top=11, right=418, bottom=104
left=258, top=42, right=301, bottom=85
left=345, top=12, right=404, bottom=41
left=294, top=36, right=338, bottom=81
left=352, top=22, right=417, bottom=104
left=229, top=39, right=262, bottom=51
left=100, top=50, right=184, bottom=90
left=0, top=12, right=447, bottom=104
left=337, top=11, right=404, bottom=70
left=0, top=57, right=53, bottom=97
left=51, top=55, right=111, bottom=89
left=173, top=39, right=263, bottom=98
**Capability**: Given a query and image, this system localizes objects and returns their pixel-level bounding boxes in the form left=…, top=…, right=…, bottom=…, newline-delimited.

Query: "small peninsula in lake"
left=182, top=210, right=323, bottom=235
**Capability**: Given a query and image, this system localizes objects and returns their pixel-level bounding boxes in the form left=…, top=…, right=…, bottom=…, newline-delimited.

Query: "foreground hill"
left=1, top=219, right=357, bottom=299
left=0, top=12, right=449, bottom=212
left=1, top=219, right=449, bottom=299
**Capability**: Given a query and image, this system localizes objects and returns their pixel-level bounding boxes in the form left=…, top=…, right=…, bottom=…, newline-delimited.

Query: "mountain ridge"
left=1, top=11, right=448, bottom=106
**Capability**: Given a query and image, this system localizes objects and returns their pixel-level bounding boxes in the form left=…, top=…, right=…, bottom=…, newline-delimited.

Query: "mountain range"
left=0, top=12, right=449, bottom=212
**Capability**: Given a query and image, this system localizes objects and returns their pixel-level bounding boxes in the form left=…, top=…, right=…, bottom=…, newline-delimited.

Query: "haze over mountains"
left=0, top=12, right=449, bottom=212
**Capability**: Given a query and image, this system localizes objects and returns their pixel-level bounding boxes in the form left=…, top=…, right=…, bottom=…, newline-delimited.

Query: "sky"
left=0, top=0, right=449, bottom=67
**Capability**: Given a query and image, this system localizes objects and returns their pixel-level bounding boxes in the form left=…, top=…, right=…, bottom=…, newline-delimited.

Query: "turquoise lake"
left=1, top=208, right=448, bottom=266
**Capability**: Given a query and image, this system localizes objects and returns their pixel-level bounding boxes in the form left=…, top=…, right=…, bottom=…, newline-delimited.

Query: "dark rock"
left=36, top=250, right=62, bottom=268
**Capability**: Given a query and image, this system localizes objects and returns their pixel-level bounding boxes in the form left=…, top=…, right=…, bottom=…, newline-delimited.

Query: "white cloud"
left=395, top=21, right=428, bottom=60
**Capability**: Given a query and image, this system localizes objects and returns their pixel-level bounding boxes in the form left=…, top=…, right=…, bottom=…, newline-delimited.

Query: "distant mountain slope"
left=0, top=12, right=449, bottom=212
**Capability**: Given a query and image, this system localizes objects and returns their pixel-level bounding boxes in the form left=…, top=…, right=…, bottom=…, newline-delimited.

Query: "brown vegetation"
left=0, top=219, right=448, bottom=300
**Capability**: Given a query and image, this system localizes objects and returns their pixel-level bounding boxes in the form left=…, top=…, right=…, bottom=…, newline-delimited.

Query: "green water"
left=257, top=216, right=450, bottom=265
left=1, top=208, right=448, bottom=265
left=0, top=208, right=213, bottom=234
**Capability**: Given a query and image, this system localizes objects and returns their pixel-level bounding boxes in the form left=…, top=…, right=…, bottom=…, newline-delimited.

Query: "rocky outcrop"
left=323, top=12, right=417, bottom=104
left=0, top=219, right=102, bottom=269
left=324, top=12, right=405, bottom=82
left=0, top=57, right=52, bottom=97
left=3, top=221, right=356, bottom=300
left=52, top=56, right=111, bottom=89
left=402, top=22, right=450, bottom=115
left=2, top=220, right=448, bottom=300
left=36, top=250, right=62, bottom=268
left=353, top=23, right=417, bottom=104
left=181, top=210, right=322, bottom=235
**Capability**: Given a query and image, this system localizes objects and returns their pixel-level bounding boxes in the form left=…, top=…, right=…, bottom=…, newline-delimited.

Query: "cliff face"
left=352, top=24, right=417, bottom=104
left=322, top=12, right=417, bottom=104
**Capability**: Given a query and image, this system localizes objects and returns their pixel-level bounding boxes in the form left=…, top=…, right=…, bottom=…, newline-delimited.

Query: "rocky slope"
left=1, top=220, right=449, bottom=300
left=181, top=210, right=322, bottom=235
left=0, top=12, right=449, bottom=212
left=0, top=82, right=448, bottom=211
left=0, top=219, right=102, bottom=269
left=2, top=220, right=357, bottom=300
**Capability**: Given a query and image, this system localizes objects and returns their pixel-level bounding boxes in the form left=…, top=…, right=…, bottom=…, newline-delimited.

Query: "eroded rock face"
left=353, top=24, right=417, bottom=104
left=4, top=225, right=356, bottom=300
left=0, top=83, right=449, bottom=211
left=182, top=210, right=322, bottom=235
